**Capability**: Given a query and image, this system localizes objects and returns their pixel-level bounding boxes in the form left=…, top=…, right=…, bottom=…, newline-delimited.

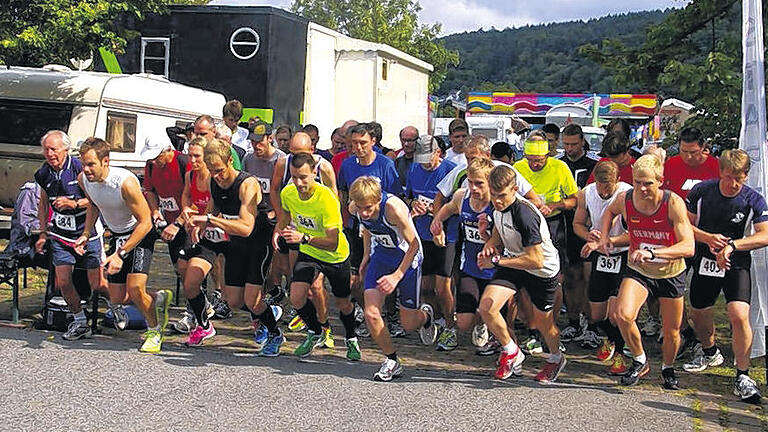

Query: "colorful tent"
left=467, top=92, right=657, bottom=118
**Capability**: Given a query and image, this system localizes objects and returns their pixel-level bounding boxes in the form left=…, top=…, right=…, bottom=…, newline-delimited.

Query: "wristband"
left=206, top=213, right=211, bottom=225
left=727, top=239, right=736, bottom=251
left=173, top=221, right=183, bottom=229
left=491, top=255, right=501, bottom=266
left=648, top=249, right=655, bottom=260
left=118, top=249, right=128, bottom=260
left=301, top=233, right=311, bottom=245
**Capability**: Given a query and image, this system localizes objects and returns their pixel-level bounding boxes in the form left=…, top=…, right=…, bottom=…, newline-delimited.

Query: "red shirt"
left=588, top=157, right=636, bottom=185
left=143, top=150, right=188, bottom=222
left=663, top=155, right=719, bottom=199
left=626, top=190, right=677, bottom=252
left=331, top=150, right=350, bottom=175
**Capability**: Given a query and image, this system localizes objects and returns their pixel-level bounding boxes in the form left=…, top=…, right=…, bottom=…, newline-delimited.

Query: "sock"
left=702, top=344, right=718, bottom=357
left=74, top=310, right=87, bottom=324
left=548, top=352, right=563, bottom=364
left=387, top=352, right=398, bottom=361
left=634, top=352, right=647, bottom=364
left=258, top=306, right=279, bottom=334
left=502, top=339, right=519, bottom=354
left=188, top=292, right=209, bottom=329
left=320, top=320, right=330, bottom=328
left=297, top=301, right=323, bottom=334
left=340, top=311, right=357, bottom=339
left=737, top=369, right=749, bottom=379
left=661, top=365, right=675, bottom=377
left=240, top=305, right=258, bottom=321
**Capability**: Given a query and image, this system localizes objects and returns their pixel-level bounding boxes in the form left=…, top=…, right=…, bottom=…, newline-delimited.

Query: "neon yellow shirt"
left=281, top=183, right=349, bottom=263
left=513, top=158, right=578, bottom=216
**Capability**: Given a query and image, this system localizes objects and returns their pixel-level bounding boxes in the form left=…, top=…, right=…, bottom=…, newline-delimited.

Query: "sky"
left=208, top=0, right=687, bottom=35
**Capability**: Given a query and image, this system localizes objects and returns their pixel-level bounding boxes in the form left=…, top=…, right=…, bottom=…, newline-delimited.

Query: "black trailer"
left=97, top=5, right=308, bottom=127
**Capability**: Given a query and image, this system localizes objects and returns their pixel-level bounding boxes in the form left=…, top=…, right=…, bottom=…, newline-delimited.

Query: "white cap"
left=140, top=134, right=173, bottom=160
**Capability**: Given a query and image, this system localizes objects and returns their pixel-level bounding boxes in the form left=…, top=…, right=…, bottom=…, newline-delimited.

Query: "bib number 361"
left=596, top=255, right=621, bottom=274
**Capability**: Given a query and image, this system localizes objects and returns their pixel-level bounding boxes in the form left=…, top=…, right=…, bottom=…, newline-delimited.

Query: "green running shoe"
left=345, top=337, right=361, bottom=361
left=140, top=329, right=163, bottom=353
left=436, top=327, right=458, bottom=351
left=294, top=331, right=323, bottom=357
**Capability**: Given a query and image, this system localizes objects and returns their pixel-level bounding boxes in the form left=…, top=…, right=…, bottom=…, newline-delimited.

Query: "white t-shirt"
left=436, top=159, right=532, bottom=198
left=444, top=148, right=467, bottom=166
left=231, top=126, right=251, bottom=153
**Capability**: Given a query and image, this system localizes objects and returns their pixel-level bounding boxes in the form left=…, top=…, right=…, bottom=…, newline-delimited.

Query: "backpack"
left=102, top=305, right=148, bottom=331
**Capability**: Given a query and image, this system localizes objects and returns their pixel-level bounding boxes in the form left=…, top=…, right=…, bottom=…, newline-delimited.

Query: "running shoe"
left=212, top=296, right=232, bottom=320
left=259, top=329, right=285, bottom=357
left=63, top=320, right=92, bottom=341
left=560, top=325, right=582, bottom=343
left=578, top=330, right=602, bottom=350
left=345, top=338, right=361, bottom=361
left=471, top=323, right=489, bottom=347
left=289, top=315, right=307, bottom=332
left=355, top=320, right=371, bottom=338
left=609, top=354, right=630, bottom=375
left=535, top=354, right=567, bottom=383
left=619, top=359, right=649, bottom=386
left=186, top=323, right=216, bottom=346
left=321, top=325, right=335, bottom=349
left=436, top=327, right=458, bottom=351
left=734, top=374, right=762, bottom=404
left=173, top=310, right=196, bottom=334
left=662, top=368, right=680, bottom=390
left=154, top=289, right=173, bottom=332
left=418, top=303, right=438, bottom=345
left=294, top=331, right=323, bottom=357
left=521, top=336, right=543, bottom=355
left=140, top=329, right=164, bottom=353
left=354, top=302, right=365, bottom=323
left=495, top=349, right=525, bottom=380
left=683, top=346, right=724, bottom=372
left=109, top=304, right=129, bottom=331
left=597, top=339, right=615, bottom=362
left=253, top=323, right=269, bottom=346
left=476, top=337, right=501, bottom=356
left=388, top=314, right=406, bottom=338
left=640, top=317, right=661, bottom=337
left=373, top=358, right=403, bottom=382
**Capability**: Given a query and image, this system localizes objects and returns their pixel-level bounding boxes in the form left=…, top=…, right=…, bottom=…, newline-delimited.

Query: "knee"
left=728, top=307, right=751, bottom=327
left=335, top=297, right=353, bottom=314
left=613, top=308, right=634, bottom=327
left=363, top=305, right=383, bottom=326
left=477, top=297, right=497, bottom=321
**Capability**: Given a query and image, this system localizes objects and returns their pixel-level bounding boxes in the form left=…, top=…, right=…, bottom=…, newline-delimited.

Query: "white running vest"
left=82, top=167, right=138, bottom=234
left=584, top=181, right=632, bottom=253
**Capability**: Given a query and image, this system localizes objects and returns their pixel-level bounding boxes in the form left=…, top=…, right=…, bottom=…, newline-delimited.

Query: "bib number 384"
left=699, top=257, right=725, bottom=278
left=596, top=255, right=621, bottom=274
left=54, top=213, right=76, bottom=231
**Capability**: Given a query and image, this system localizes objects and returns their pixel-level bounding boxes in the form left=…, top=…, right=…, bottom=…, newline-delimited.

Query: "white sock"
left=74, top=311, right=87, bottom=324
left=634, top=352, right=647, bottom=364
left=502, top=339, right=519, bottom=354
left=548, top=352, right=563, bottom=364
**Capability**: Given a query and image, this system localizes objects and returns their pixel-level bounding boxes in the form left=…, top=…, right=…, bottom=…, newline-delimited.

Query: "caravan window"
left=0, top=99, right=73, bottom=146
left=472, top=128, right=499, bottom=141
left=105, top=111, right=137, bottom=152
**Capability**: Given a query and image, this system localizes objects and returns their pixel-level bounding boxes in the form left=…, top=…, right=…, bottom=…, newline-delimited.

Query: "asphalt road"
left=0, top=326, right=694, bottom=431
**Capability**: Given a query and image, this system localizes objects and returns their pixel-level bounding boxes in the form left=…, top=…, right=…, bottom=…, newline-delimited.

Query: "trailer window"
left=105, top=111, right=137, bottom=152
left=0, top=99, right=73, bottom=146
left=472, top=128, right=499, bottom=141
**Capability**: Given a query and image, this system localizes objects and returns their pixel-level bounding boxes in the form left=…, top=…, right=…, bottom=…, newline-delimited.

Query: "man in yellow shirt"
left=273, top=152, right=360, bottom=361
left=513, top=135, right=578, bottom=352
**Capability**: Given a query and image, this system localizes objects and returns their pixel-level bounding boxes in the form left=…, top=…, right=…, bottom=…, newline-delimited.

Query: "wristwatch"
left=727, top=239, right=737, bottom=251
left=648, top=249, right=656, bottom=260
left=118, top=249, right=128, bottom=260
left=173, top=220, right=183, bottom=229
left=491, top=255, right=501, bottom=266
left=301, top=233, right=311, bottom=245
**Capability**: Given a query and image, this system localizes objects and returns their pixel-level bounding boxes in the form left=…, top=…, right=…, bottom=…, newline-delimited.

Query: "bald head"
left=289, top=132, right=314, bottom=154
left=340, top=120, right=359, bottom=136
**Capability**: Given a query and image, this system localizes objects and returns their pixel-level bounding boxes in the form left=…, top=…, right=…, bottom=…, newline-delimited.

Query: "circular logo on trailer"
left=229, top=27, right=260, bottom=60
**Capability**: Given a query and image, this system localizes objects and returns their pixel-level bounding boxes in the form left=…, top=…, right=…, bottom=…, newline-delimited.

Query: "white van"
left=0, top=66, right=225, bottom=224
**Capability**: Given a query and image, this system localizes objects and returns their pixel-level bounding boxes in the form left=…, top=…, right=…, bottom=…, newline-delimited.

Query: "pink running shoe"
left=186, top=323, right=216, bottom=346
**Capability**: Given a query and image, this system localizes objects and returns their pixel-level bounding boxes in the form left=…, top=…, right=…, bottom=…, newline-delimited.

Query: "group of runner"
left=31, top=102, right=768, bottom=401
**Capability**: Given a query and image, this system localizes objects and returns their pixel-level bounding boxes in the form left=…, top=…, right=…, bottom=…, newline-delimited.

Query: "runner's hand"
left=630, top=249, right=653, bottom=264
left=180, top=206, right=198, bottom=222
left=189, top=215, right=208, bottom=227
left=706, top=233, right=730, bottom=254
left=429, top=218, right=443, bottom=238
left=52, top=197, right=77, bottom=211
left=376, top=272, right=402, bottom=295
left=191, top=226, right=201, bottom=244
left=716, top=244, right=733, bottom=271
left=433, top=230, right=446, bottom=247
left=73, top=235, right=88, bottom=255
left=271, top=230, right=281, bottom=250
left=598, top=236, right=613, bottom=255
left=587, top=229, right=602, bottom=243
left=580, top=241, right=599, bottom=259
left=161, top=223, right=179, bottom=241
left=103, top=253, right=124, bottom=275
left=477, top=253, right=494, bottom=269
left=35, top=236, right=47, bottom=254
left=280, top=227, right=303, bottom=244
left=410, top=200, right=428, bottom=217
left=539, top=204, right=553, bottom=216
left=478, top=214, right=490, bottom=239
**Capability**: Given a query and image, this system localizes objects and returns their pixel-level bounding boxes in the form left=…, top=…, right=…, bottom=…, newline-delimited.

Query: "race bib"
left=372, top=233, right=396, bottom=248
left=417, top=194, right=435, bottom=213
left=203, top=227, right=228, bottom=243
left=256, top=177, right=271, bottom=194
left=464, top=226, right=484, bottom=244
left=638, top=243, right=665, bottom=263
left=698, top=257, right=725, bottom=278
left=596, top=254, right=621, bottom=274
left=295, top=214, right=318, bottom=231
left=159, top=196, right=179, bottom=213
left=53, top=212, right=76, bottom=231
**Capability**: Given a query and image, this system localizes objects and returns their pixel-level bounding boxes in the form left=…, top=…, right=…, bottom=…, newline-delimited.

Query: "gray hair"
left=215, top=123, right=233, bottom=140
left=40, top=130, right=71, bottom=149
left=466, top=134, right=490, bottom=153
left=643, top=144, right=666, bottom=163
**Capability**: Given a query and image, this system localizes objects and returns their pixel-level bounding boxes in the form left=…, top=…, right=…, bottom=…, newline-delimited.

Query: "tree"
left=291, top=0, right=459, bottom=92
left=0, top=0, right=206, bottom=67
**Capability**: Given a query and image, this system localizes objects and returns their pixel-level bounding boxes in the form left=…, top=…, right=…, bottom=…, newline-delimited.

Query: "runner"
left=34, top=130, right=110, bottom=340
left=273, top=152, right=360, bottom=360
left=184, top=137, right=284, bottom=355
left=573, top=161, right=632, bottom=374
left=599, top=155, right=694, bottom=390
left=431, top=158, right=497, bottom=350
left=444, top=118, right=469, bottom=165
left=476, top=165, right=565, bottom=382
left=74, top=137, right=172, bottom=353
left=350, top=176, right=438, bottom=380
left=404, top=135, right=459, bottom=351
left=683, top=149, right=768, bottom=403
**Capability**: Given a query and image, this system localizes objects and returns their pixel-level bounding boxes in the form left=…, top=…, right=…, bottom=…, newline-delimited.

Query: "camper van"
left=0, top=65, right=225, bottom=226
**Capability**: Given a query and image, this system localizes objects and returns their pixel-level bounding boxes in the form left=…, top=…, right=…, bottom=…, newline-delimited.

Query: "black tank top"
left=210, top=171, right=255, bottom=239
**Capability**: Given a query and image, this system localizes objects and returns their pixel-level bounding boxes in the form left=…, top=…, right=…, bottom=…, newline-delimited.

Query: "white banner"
left=740, top=0, right=768, bottom=358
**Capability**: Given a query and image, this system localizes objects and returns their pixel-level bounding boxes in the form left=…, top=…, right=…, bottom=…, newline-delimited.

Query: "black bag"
left=38, top=296, right=88, bottom=332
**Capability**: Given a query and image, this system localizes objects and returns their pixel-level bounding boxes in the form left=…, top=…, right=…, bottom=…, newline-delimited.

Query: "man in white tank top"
left=75, top=137, right=173, bottom=354
left=573, top=160, right=632, bottom=376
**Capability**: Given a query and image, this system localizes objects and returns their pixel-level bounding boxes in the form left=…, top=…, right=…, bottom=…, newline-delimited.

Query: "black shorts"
left=546, top=213, right=569, bottom=269
left=421, top=239, right=457, bottom=277
left=564, top=212, right=584, bottom=264
left=622, top=266, right=685, bottom=299
left=690, top=259, right=751, bottom=309
left=166, top=228, right=188, bottom=265
left=588, top=251, right=627, bottom=303
left=490, top=266, right=559, bottom=312
left=343, top=224, right=363, bottom=272
left=106, top=230, right=155, bottom=284
left=292, top=252, right=351, bottom=298
left=225, top=236, right=270, bottom=287
left=457, top=271, right=490, bottom=314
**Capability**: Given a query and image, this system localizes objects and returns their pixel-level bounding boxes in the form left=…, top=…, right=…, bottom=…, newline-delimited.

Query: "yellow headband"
left=524, top=139, right=549, bottom=156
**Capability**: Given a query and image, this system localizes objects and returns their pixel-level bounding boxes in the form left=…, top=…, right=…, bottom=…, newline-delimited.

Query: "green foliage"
left=0, top=0, right=207, bottom=67
left=291, top=0, right=458, bottom=92
left=438, top=11, right=670, bottom=95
